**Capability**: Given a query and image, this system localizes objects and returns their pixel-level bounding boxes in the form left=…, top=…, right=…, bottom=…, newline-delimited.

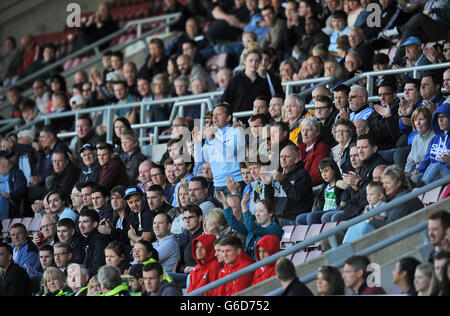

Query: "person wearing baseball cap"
left=124, top=263, right=145, bottom=296
left=70, top=95, right=85, bottom=111
left=79, top=143, right=102, bottom=184
left=0, top=151, right=27, bottom=219
left=123, top=186, right=155, bottom=245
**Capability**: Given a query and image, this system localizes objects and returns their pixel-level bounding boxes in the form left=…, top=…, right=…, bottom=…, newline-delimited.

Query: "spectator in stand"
left=176, top=54, right=216, bottom=91
left=347, top=27, right=373, bottom=71
left=193, top=103, right=245, bottom=193
left=97, top=265, right=130, bottom=296
left=298, top=116, right=332, bottom=186
left=81, top=182, right=95, bottom=210
left=329, top=10, right=350, bottom=59
left=415, top=103, right=449, bottom=185
left=333, top=83, right=350, bottom=121
left=177, top=205, right=203, bottom=274
left=427, top=210, right=450, bottom=262
left=166, top=17, right=212, bottom=57
left=344, top=165, right=424, bottom=242
left=216, top=68, right=233, bottom=92
left=343, top=255, right=386, bottom=295
left=53, top=242, right=73, bottom=273
left=331, top=118, right=356, bottom=173
left=284, top=94, right=313, bottom=146
left=78, top=144, right=101, bottom=184
left=104, top=241, right=130, bottom=275
left=251, top=235, right=281, bottom=286
left=0, top=37, right=22, bottom=87
left=113, top=81, right=137, bottom=125
left=260, top=6, right=286, bottom=51
left=7, top=34, right=41, bottom=86
left=41, top=266, right=70, bottom=296
left=293, top=17, right=330, bottom=66
left=70, top=184, right=84, bottom=215
left=276, top=257, right=313, bottom=296
left=0, top=242, right=32, bottom=296
left=9, top=223, right=40, bottom=276
left=49, top=91, right=72, bottom=133
left=214, top=235, right=255, bottom=296
left=137, top=160, right=154, bottom=193
left=32, top=215, right=58, bottom=249
left=87, top=276, right=101, bottom=296
left=32, top=79, right=50, bottom=115
left=46, top=150, right=80, bottom=197
left=119, top=130, right=147, bottom=184
left=138, top=38, right=168, bottom=81
left=18, top=44, right=62, bottom=88
left=348, top=85, right=374, bottom=122
left=168, top=183, right=189, bottom=234
left=73, top=116, right=104, bottom=168
left=143, top=262, right=182, bottom=296
left=269, top=95, right=284, bottom=122
left=97, top=142, right=129, bottom=191
left=414, top=262, right=439, bottom=296
left=152, top=213, right=180, bottom=273
left=316, top=265, right=345, bottom=296
left=0, top=150, right=27, bottom=219
left=74, top=2, right=119, bottom=52
left=296, top=158, right=343, bottom=226
left=66, top=263, right=89, bottom=296
left=91, top=185, right=113, bottom=223
left=315, top=95, right=339, bottom=148
left=44, top=190, right=77, bottom=222
left=56, top=218, right=84, bottom=264
left=434, top=251, right=450, bottom=292
left=221, top=43, right=271, bottom=113
left=98, top=186, right=131, bottom=247
left=78, top=208, right=109, bottom=278
left=123, top=62, right=139, bottom=98
left=146, top=185, right=173, bottom=220
left=279, top=59, right=298, bottom=87
left=189, top=176, right=219, bottom=217
left=393, top=257, right=421, bottom=296
left=151, top=165, right=174, bottom=205
left=187, top=234, right=222, bottom=295
left=207, top=0, right=251, bottom=42
left=262, top=145, right=314, bottom=226
left=258, top=49, right=284, bottom=98
left=419, top=72, right=446, bottom=113
left=112, top=117, right=132, bottom=156
left=48, top=75, right=70, bottom=113
left=124, top=186, right=154, bottom=245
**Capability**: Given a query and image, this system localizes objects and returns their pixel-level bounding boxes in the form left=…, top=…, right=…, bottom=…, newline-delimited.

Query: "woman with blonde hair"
left=203, top=208, right=246, bottom=246
left=221, top=42, right=271, bottom=112
left=42, top=267, right=70, bottom=296
left=87, top=275, right=101, bottom=296
left=414, top=262, right=439, bottom=296
left=169, top=183, right=189, bottom=234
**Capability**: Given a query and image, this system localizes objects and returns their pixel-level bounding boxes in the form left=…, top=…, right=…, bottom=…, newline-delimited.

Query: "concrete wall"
left=0, top=0, right=104, bottom=46
left=238, top=197, right=450, bottom=296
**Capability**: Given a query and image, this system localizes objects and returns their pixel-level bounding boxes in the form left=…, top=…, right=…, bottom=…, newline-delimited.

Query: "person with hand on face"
left=32, top=215, right=58, bottom=249
left=123, top=186, right=154, bottom=246
left=138, top=160, right=154, bottom=194
left=78, top=209, right=110, bottom=278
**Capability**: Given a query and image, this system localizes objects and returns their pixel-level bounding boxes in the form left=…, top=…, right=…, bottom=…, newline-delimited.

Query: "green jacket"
left=142, top=258, right=173, bottom=283
left=100, top=283, right=130, bottom=296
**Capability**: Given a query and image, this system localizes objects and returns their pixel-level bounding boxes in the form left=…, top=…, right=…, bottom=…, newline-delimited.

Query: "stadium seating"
left=280, top=225, right=295, bottom=249
left=422, top=186, right=444, bottom=206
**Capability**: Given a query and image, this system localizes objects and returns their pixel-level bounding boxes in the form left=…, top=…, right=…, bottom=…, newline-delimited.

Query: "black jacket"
left=48, top=161, right=80, bottom=198
left=177, top=227, right=203, bottom=272
left=0, top=262, right=32, bottom=296
left=70, top=232, right=85, bottom=264
left=79, top=161, right=102, bottom=183
left=264, top=161, right=314, bottom=220
left=80, top=229, right=110, bottom=278
left=120, top=149, right=148, bottom=184
left=367, top=99, right=400, bottom=150
left=281, top=278, right=314, bottom=296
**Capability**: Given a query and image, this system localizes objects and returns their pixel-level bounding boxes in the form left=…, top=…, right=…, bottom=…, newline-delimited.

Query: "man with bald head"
left=372, top=164, right=387, bottom=182
left=176, top=54, right=216, bottom=91
left=262, top=145, right=314, bottom=226
left=348, top=27, right=373, bottom=71
left=123, top=62, right=139, bottom=97
left=138, top=160, right=154, bottom=193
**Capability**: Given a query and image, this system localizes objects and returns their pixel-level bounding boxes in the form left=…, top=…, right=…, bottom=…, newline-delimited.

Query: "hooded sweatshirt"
left=214, top=250, right=255, bottom=296
left=251, top=235, right=281, bottom=286
left=417, top=103, right=450, bottom=173
left=187, top=234, right=223, bottom=296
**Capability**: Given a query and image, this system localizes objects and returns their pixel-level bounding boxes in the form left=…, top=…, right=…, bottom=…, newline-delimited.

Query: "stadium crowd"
left=0, top=0, right=449, bottom=296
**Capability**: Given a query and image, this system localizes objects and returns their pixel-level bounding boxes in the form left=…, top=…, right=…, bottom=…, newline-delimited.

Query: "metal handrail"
left=185, top=175, right=450, bottom=296
left=265, top=220, right=430, bottom=296
left=9, top=13, right=182, bottom=90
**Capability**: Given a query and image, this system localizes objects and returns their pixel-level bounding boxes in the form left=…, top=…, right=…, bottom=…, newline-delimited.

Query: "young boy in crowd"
left=328, top=11, right=350, bottom=59
left=363, top=181, right=387, bottom=222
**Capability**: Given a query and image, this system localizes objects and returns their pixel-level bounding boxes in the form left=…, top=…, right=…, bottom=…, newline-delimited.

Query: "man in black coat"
left=276, top=257, right=313, bottom=296
left=46, top=150, right=80, bottom=198
left=0, top=242, right=32, bottom=296
left=78, top=209, right=110, bottom=278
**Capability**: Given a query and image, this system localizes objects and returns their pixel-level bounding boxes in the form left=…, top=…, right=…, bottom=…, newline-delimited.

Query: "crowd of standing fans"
left=0, top=0, right=449, bottom=296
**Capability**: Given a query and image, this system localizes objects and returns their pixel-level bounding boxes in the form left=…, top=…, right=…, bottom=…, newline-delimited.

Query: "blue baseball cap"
left=123, top=186, right=144, bottom=200
left=401, top=36, right=422, bottom=47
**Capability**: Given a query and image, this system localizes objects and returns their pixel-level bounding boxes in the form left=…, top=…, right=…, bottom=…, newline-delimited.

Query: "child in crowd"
left=329, top=11, right=350, bottom=59
left=343, top=181, right=386, bottom=244
left=296, top=158, right=343, bottom=226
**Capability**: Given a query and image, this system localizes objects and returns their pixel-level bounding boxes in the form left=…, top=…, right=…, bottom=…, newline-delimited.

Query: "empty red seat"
left=291, top=225, right=309, bottom=244
left=291, top=251, right=308, bottom=266
left=305, top=223, right=324, bottom=248
left=422, top=186, right=444, bottom=206
left=305, top=250, right=322, bottom=262
left=281, top=225, right=295, bottom=249
left=322, top=222, right=338, bottom=232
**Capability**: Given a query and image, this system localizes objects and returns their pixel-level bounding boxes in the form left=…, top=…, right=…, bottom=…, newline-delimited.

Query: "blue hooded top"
left=417, top=102, right=450, bottom=173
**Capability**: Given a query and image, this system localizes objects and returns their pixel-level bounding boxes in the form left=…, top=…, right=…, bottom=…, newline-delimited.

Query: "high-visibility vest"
left=142, top=258, right=173, bottom=283
left=100, top=283, right=129, bottom=296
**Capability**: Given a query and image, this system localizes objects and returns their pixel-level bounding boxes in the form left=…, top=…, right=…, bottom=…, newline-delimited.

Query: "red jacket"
left=441, top=184, right=450, bottom=200
left=187, top=234, right=223, bottom=296
left=298, top=140, right=331, bottom=186
left=98, top=156, right=130, bottom=191
left=16, top=44, right=41, bottom=76
left=252, top=235, right=281, bottom=286
left=215, top=250, right=255, bottom=296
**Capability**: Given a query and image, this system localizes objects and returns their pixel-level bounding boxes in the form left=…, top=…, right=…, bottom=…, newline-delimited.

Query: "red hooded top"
left=298, top=140, right=331, bottom=186
left=252, top=235, right=281, bottom=286
left=214, top=250, right=255, bottom=296
left=187, top=234, right=223, bottom=296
